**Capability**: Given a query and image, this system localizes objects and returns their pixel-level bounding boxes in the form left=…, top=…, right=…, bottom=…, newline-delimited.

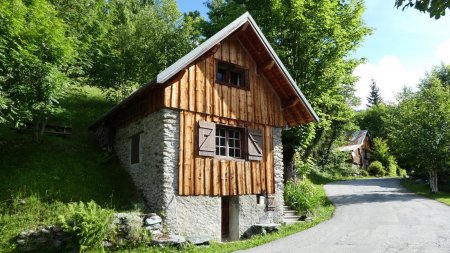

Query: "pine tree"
left=367, top=78, right=383, bottom=107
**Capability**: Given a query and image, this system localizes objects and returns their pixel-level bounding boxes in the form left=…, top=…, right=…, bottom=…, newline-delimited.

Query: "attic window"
left=216, top=60, right=248, bottom=88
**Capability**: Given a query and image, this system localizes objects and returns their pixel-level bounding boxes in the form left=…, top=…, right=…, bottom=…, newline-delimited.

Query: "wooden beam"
left=282, top=97, right=299, bottom=110
left=257, top=60, right=275, bottom=74
left=199, top=43, right=221, bottom=61
left=165, top=69, right=187, bottom=85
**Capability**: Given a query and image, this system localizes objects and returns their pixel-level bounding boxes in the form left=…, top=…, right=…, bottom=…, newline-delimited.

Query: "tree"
left=395, top=0, right=450, bottom=19
left=388, top=81, right=450, bottom=193
left=356, top=104, right=389, bottom=139
left=0, top=0, right=74, bottom=142
left=367, top=78, right=383, bottom=107
left=48, top=0, right=111, bottom=83
left=203, top=0, right=372, bottom=180
left=88, top=0, right=203, bottom=101
left=420, top=63, right=450, bottom=88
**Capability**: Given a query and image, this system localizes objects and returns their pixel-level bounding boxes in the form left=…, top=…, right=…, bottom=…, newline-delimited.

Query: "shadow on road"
left=326, top=178, right=427, bottom=206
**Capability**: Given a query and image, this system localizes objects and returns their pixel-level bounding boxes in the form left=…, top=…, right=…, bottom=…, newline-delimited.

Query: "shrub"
left=284, top=179, right=321, bottom=215
left=361, top=169, right=370, bottom=177
left=59, top=201, right=113, bottom=252
left=367, top=161, right=386, bottom=177
left=295, top=156, right=316, bottom=179
left=387, top=156, right=399, bottom=177
left=398, top=168, right=408, bottom=177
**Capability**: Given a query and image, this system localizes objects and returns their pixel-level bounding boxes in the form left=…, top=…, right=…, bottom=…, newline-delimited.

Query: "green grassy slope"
left=0, top=85, right=141, bottom=209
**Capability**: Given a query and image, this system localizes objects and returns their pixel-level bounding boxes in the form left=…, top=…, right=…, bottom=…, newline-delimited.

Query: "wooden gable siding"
left=178, top=111, right=275, bottom=196
left=161, top=38, right=282, bottom=196
left=162, top=38, right=285, bottom=127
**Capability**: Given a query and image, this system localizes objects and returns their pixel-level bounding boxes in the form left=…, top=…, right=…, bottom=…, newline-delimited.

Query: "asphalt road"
left=238, top=178, right=450, bottom=253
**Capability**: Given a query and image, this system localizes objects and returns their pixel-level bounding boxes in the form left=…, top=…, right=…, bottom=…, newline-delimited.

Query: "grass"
left=401, top=179, right=450, bottom=206
left=0, top=85, right=141, bottom=252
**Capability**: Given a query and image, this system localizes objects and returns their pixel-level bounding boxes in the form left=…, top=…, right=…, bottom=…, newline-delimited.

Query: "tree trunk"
left=428, top=170, right=439, bottom=193
left=33, top=116, right=47, bottom=143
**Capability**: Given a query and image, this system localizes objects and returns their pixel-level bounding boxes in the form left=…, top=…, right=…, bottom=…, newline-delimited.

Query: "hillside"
left=0, top=85, right=143, bottom=250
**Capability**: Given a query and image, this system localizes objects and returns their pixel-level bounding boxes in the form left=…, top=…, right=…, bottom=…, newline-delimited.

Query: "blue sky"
left=177, top=1, right=450, bottom=107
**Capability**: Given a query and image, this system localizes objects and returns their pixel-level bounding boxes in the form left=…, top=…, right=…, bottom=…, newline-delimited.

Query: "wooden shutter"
left=198, top=121, right=216, bottom=157
left=247, top=128, right=263, bottom=160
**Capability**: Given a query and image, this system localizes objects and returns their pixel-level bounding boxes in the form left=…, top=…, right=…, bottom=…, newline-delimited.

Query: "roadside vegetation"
left=402, top=179, right=450, bottom=206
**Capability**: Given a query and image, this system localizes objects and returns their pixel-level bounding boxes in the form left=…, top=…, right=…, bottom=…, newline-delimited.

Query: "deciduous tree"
left=395, top=0, right=450, bottom=19
left=0, top=0, right=74, bottom=142
left=388, top=79, right=450, bottom=193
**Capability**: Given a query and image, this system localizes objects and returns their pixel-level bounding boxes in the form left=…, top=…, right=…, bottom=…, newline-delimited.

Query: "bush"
left=361, top=169, right=370, bottom=177
left=367, top=161, right=386, bottom=177
left=387, top=156, right=399, bottom=176
left=398, top=168, right=408, bottom=177
left=295, top=156, right=316, bottom=179
left=284, top=179, right=321, bottom=215
left=59, top=201, right=113, bottom=252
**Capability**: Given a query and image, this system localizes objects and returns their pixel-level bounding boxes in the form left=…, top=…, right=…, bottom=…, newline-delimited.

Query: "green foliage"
left=388, top=73, right=450, bottom=192
left=321, top=150, right=361, bottom=177
left=88, top=0, right=203, bottom=101
left=59, top=201, right=113, bottom=252
left=295, top=155, right=316, bottom=179
left=284, top=179, right=321, bottom=215
left=367, top=78, right=383, bottom=107
left=367, top=161, right=386, bottom=177
left=371, top=137, right=390, bottom=167
left=0, top=194, right=66, bottom=251
left=0, top=0, right=74, bottom=140
left=356, top=103, right=389, bottom=139
left=395, top=0, right=450, bottom=19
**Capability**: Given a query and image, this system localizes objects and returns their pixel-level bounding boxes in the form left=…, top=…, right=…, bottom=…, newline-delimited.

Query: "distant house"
left=89, top=12, right=318, bottom=241
left=338, top=130, right=372, bottom=168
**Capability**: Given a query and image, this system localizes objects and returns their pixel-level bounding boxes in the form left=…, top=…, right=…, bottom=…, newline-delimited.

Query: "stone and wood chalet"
left=338, top=130, right=372, bottom=169
left=89, top=12, right=318, bottom=241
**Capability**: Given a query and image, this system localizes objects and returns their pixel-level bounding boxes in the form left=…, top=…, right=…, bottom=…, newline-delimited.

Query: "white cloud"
left=435, top=39, right=450, bottom=64
left=353, top=55, right=422, bottom=109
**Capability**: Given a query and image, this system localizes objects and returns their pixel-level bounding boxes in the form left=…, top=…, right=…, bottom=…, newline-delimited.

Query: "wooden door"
left=221, top=197, right=230, bottom=241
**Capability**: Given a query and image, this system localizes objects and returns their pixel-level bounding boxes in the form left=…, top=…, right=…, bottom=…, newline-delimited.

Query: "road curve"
left=237, top=178, right=450, bottom=253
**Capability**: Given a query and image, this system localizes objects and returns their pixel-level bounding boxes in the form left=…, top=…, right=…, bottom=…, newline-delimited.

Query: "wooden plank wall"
left=178, top=111, right=275, bottom=196
left=163, top=38, right=284, bottom=127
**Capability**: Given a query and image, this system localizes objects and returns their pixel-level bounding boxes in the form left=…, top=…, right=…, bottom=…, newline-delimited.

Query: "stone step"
left=283, top=219, right=303, bottom=225
left=283, top=215, right=302, bottom=221
left=283, top=210, right=298, bottom=215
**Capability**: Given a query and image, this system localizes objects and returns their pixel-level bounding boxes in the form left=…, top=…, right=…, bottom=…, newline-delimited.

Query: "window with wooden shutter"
left=130, top=133, right=140, bottom=164
left=198, top=121, right=216, bottom=157
left=247, top=128, right=263, bottom=160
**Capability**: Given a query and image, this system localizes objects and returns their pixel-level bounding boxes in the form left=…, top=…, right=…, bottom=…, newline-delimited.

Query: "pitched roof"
left=90, top=12, right=318, bottom=129
left=337, top=130, right=370, bottom=152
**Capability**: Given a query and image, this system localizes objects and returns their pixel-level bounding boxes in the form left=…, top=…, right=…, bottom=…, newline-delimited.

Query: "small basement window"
left=130, top=133, right=140, bottom=164
left=216, top=61, right=248, bottom=88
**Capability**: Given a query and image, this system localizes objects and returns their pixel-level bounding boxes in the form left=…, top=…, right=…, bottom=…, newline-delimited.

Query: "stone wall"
left=114, top=109, right=171, bottom=213
left=273, top=127, right=285, bottom=222
left=114, top=109, right=285, bottom=241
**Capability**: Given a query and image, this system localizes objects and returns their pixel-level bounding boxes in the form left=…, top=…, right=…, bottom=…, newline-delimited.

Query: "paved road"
left=238, top=178, right=450, bottom=253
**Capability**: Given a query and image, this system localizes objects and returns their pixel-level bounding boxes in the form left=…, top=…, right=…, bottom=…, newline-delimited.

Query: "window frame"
left=215, top=124, right=246, bottom=160
left=215, top=59, right=249, bottom=90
